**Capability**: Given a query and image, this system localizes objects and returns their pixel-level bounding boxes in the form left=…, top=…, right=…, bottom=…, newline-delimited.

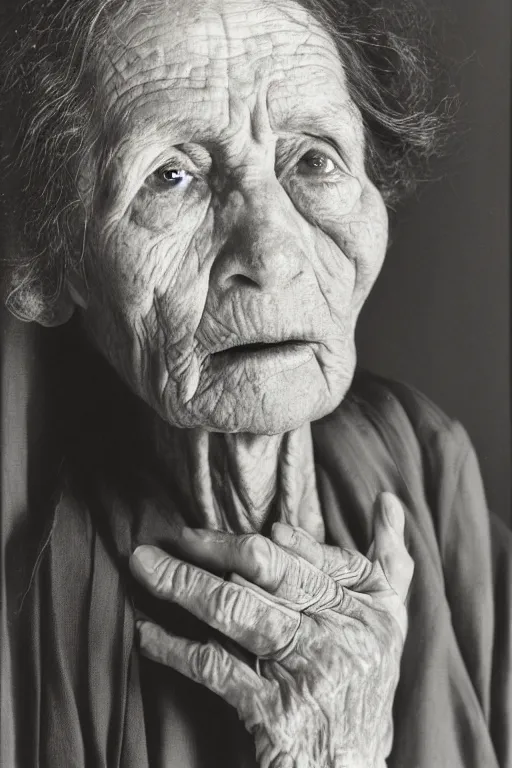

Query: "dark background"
left=357, top=0, right=511, bottom=522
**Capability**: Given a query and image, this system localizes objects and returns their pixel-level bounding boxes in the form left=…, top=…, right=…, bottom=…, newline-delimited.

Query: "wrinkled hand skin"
left=72, top=0, right=388, bottom=437
left=130, top=493, right=414, bottom=768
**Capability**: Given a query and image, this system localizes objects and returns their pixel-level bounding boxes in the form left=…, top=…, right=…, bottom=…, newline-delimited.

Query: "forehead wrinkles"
left=95, top=0, right=346, bottom=128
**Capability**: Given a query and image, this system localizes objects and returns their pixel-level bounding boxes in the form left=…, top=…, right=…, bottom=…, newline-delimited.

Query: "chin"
left=165, top=356, right=354, bottom=435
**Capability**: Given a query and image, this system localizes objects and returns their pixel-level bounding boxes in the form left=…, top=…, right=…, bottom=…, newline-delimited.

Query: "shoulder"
left=312, top=369, right=492, bottom=558
left=313, top=368, right=473, bottom=481
left=344, top=368, right=467, bottom=445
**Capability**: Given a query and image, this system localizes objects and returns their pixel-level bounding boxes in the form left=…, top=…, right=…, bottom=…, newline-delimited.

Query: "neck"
left=154, top=422, right=325, bottom=540
left=58, top=330, right=324, bottom=540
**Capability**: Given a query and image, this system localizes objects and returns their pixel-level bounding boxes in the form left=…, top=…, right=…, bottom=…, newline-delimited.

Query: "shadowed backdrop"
left=356, top=0, right=510, bottom=522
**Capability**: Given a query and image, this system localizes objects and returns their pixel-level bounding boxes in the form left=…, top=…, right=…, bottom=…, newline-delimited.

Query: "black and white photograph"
left=1, top=0, right=510, bottom=765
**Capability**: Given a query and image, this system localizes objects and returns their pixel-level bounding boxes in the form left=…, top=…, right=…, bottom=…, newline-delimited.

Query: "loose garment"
left=5, top=371, right=512, bottom=767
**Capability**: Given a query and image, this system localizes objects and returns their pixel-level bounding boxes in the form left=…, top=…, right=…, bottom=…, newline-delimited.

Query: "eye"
left=154, top=167, right=193, bottom=188
left=296, top=150, right=337, bottom=177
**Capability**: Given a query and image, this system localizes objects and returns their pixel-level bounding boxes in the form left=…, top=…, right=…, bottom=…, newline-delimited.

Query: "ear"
left=37, top=293, right=77, bottom=327
left=39, top=271, right=89, bottom=327
left=5, top=269, right=89, bottom=328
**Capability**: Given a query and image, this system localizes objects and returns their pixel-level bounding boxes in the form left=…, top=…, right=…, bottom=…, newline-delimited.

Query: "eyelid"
left=148, top=144, right=211, bottom=184
left=147, top=159, right=209, bottom=194
left=276, top=145, right=345, bottom=187
left=302, top=133, right=351, bottom=173
left=154, top=156, right=195, bottom=176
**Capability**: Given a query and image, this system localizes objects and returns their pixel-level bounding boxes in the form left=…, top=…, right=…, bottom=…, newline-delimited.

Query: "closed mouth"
left=213, top=339, right=309, bottom=356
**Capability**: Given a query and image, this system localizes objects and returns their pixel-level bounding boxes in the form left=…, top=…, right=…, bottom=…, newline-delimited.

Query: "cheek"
left=90, top=194, right=215, bottom=321
left=83, top=200, right=218, bottom=407
left=309, top=180, right=388, bottom=324
left=348, top=186, right=388, bottom=317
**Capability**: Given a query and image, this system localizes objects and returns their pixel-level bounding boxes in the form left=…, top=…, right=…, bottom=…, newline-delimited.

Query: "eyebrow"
left=276, top=101, right=360, bottom=137
left=282, top=103, right=363, bottom=161
left=302, top=130, right=352, bottom=167
left=104, top=88, right=362, bottom=183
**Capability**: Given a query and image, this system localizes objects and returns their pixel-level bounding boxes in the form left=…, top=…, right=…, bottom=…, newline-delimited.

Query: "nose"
left=210, top=185, right=308, bottom=292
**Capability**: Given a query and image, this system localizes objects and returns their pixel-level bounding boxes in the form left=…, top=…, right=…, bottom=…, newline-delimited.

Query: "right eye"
left=154, top=167, right=194, bottom=189
left=296, top=150, right=338, bottom=178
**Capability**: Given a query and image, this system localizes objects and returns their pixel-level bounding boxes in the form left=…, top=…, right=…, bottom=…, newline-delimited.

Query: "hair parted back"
left=0, top=0, right=454, bottom=325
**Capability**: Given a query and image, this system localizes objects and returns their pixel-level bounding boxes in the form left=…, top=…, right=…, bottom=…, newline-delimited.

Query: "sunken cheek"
left=302, top=184, right=386, bottom=310
left=98, top=191, right=213, bottom=325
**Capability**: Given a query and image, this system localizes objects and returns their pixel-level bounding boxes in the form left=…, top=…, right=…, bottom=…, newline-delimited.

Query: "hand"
left=130, top=492, right=414, bottom=768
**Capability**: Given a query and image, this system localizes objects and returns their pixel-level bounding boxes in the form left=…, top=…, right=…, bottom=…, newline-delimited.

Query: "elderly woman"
left=2, top=0, right=511, bottom=766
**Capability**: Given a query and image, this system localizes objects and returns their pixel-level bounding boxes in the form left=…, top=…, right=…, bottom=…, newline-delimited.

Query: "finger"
left=177, top=528, right=335, bottom=609
left=177, top=528, right=279, bottom=587
left=137, top=620, right=265, bottom=716
left=372, top=493, right=414, bottom=603
left=271, top=523, right=372, bottom=587
left=228, top=567, right=337, bottom=614
left=130, top=546, right=300, bottom=657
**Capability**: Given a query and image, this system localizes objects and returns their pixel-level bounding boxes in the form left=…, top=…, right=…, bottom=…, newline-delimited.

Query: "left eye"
left=296, top=151, right=336, bottom=177
left=155, top=167, right=192, bottom=187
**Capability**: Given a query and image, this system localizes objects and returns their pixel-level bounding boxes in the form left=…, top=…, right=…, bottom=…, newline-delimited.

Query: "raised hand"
left=130, top=492, right=414, bottom=768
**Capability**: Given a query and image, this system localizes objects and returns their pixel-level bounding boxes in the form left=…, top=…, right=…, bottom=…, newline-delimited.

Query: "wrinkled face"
left=80, top=0, right=388, bottom=434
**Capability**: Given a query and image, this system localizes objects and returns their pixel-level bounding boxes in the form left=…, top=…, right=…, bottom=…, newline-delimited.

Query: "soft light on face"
left=79, top=0, right=388, bottom=434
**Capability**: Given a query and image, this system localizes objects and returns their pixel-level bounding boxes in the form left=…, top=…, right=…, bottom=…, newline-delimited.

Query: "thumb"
left=370, top=492, right=414, bottom=603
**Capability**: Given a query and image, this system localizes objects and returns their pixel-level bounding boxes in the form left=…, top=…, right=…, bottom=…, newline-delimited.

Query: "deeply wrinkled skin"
left=54, top=1, right=411, bottom=765
left=75, top=0, right=388, bottom=436
left=131, top=493, right=414, bottom=767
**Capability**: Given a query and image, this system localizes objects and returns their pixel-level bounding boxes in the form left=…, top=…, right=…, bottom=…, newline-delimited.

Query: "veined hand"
left=130, top=492, right=414, bottom=768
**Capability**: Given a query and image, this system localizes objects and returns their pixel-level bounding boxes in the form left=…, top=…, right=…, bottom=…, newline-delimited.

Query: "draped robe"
left=5, top=359, right=512, bottom=767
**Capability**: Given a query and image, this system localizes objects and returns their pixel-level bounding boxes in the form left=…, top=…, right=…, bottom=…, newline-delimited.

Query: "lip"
left=211, top=337, right=313, bottom=354
left=209, top=339, right=315, bottom=371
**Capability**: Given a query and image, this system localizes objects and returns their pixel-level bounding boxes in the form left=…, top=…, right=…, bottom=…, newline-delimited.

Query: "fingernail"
left=381, top=493, right=405, bottom=536
left=133, top=545, right=161, bottom=573
left=271, top=522, right=294, bottom=546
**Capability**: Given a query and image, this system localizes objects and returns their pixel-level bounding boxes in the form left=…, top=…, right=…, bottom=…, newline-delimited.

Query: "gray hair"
left=0, top=0, right=454, bottom=324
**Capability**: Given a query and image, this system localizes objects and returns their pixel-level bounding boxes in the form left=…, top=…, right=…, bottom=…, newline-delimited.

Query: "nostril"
left=224, top=273, right=261, bottom=289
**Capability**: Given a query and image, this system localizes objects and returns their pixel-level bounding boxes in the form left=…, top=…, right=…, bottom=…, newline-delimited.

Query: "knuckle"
left=209, top=583, right=232, bottom=626
left=353, top=555, right=373, bottom=585
left=331, top=551, right=371, bottom=584
left=152, top=558, right=177, bottom=594
left=153, top=559, right=194, bottom=597
left=189, top=642, right=226, bottom=683
left=239, top=533, right=260, bottom=559
left=210, top=581, right=248, bottom=628
left=284, top=527, right=302, bottom=550
left=269, top=612, right=303, bottom=661
left=332, top=582, right=349, bottom=612
left=321, top=543, right=350, bottom=574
